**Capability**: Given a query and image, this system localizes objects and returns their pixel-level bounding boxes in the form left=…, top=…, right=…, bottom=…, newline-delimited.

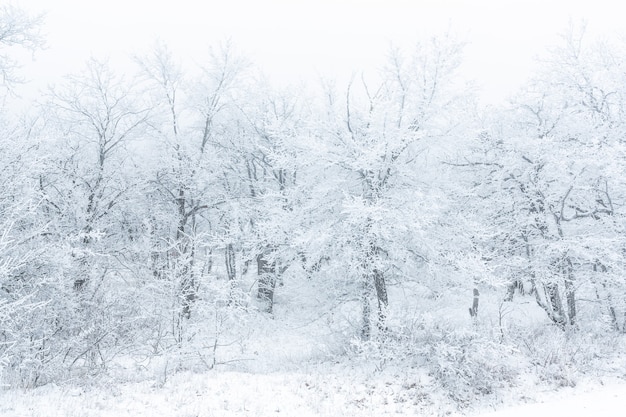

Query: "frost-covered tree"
left=300, top=37, right=468, bottom=339
left=44, top=59, right=149, bottom=291
left=0, top=5, right=62, bottom=386
left=463, top=27, right=626, bottom=331
left=21, top=59, right=152, bottom=378
left=137, top=42, right=248, bottom=345
left=235, top=83, right=307, bottom=314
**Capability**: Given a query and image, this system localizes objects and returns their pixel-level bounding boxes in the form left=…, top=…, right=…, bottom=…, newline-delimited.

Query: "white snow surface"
left=471, top=381, right=626, bottom=417
left=1, top=369, right=624, bottom=416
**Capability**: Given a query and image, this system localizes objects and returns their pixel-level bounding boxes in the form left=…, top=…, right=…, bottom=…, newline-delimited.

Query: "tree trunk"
left=504, top=282, right=515, bottom=302
left=545, top=282, right=566, bottom=327
left=562, top=257, right=576, bottom=326
left=225, top=243, right=236, bottom=281
left=257, top=247, right=277, bottom=313
left=360, top=281, right=372, bottom=341
left=180, top=250, right=196, bottom=320
left=177, top=197, right=197, bottom=320
left=469, top=288, right=479, bottom=318
left=225, top=243, right=237, bottom=304
left=593, top=261, right=620, bottom=331
left=74, top=224, right=95, bottom=291
left=373, top=268, right=388, bottom=333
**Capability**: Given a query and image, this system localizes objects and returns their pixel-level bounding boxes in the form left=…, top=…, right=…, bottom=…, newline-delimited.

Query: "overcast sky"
left=12, top=0, right=625, bottom=104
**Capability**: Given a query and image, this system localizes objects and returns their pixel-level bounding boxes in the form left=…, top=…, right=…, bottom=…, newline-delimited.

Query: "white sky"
left=11, top=0, right=626, bottom=104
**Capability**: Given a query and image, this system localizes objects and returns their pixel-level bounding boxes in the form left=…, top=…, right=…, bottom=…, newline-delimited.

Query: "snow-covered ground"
left=1, top=367, right=624, bottom=417
left=2, top=288, right=624, bottom=416
left=0, top=368, right=440, bottom=417
left=472, top=380, right=626, bottom=417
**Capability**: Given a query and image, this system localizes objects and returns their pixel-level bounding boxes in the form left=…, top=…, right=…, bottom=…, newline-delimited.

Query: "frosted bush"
left=348, top=316, right=521, bottom=407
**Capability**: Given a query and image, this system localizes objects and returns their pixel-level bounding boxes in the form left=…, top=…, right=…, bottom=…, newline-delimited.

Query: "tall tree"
left=301, top=37, right=468, bottom=339
left=137, top=42, right=246, bottom=341
left=44, top=59, right=149, bottom=291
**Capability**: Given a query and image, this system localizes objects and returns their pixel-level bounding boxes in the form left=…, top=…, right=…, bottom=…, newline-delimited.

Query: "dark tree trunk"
left=225, top=243, right=237, bottom=304
left=225, top=243, right=236, bottom=281
left=373, top=268, right=388, bottom=333
left=469, top=288, right=479, bottom=318
left=176, top=193, right=198, bottom=320
left=74, top=231, right=94, bottom=291
left=242, top=258, right=251, bottom=275
left=360, top=282, right=372, bottom=341
left=257, top=248, right=277, bottom=313
left=546, top=283, right=563, bottom=317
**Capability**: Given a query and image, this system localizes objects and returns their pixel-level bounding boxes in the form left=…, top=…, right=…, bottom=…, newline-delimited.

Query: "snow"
left=1, top=368, right=624, bottom=416
left=0, top=369, right=436, bottom=416
left=471, top=382, right=626, bottom=417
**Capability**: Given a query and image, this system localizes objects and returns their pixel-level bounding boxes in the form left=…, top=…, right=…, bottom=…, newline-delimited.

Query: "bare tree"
left=45, top=59, right=149, bottom=291
left=137, top=42, right=245, bottom=339
left=0, top=4, right=44, bottom=88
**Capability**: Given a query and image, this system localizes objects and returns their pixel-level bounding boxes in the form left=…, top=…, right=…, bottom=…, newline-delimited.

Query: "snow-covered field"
left=1, top=368, right=624, bottom=417
left=474, top=381, right=626, bottom=417
left=0, top=368, right=444, bottom=417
